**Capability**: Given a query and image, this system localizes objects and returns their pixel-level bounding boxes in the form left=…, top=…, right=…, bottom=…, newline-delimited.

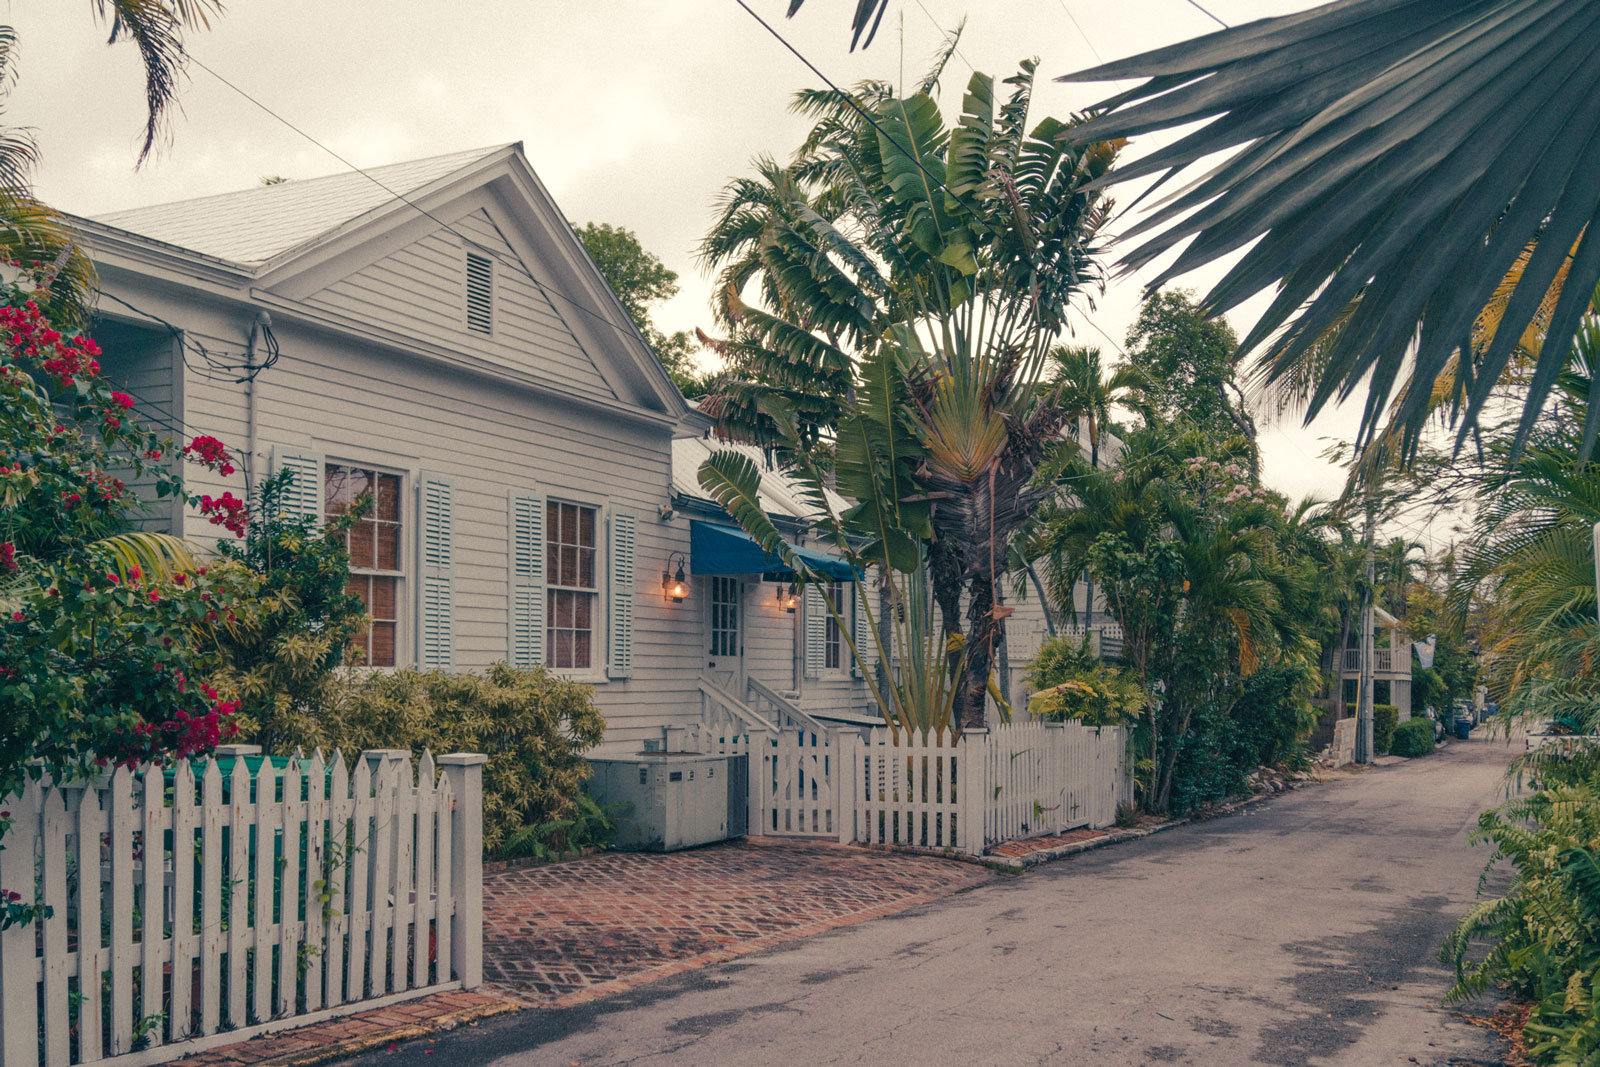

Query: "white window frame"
left=545, top=496, right=607, bottom=683
left=325, top=458, right=410, bottom=669
left=821, top=580, right=851, bottom=680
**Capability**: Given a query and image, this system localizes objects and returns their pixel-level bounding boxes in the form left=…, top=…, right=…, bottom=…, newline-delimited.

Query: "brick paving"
left=481, top=836, right=993, bottom=1005
left=172, top=990, right=520, bottom=1067
left=176, top=836, right=991, bottom=1064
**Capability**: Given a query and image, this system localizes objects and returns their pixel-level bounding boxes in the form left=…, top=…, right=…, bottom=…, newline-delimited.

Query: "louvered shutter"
left=850, top=584, right=879, bottom=680
left=466, top=252, right=494, bottom=334
left=270, top=445, right=323, bottom=522
left=416, top=473, right=454, bottom=669
left=507, top=491, right=545, bottom=667
left=607, top=510, right=637, bottom=679
left=803, top=583, right=826, bottom=679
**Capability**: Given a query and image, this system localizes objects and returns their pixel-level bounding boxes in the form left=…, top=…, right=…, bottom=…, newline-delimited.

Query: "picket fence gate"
left=0, top=747, right=485, bottom=1067
left=726, top=721, right=1130, bottom=855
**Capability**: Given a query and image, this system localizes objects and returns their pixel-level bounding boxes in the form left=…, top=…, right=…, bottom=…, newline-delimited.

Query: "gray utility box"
left=587, top=753, right=748, bottom=852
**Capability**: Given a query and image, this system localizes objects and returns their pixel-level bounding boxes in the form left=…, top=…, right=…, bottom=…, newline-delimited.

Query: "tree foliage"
left=696, top=50, right=1116, bottom=730
left=576, top=221, right=708, bottom=396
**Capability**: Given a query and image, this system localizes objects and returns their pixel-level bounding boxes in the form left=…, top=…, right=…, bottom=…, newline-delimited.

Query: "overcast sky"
left=8, top=0, right=1461, bottom=546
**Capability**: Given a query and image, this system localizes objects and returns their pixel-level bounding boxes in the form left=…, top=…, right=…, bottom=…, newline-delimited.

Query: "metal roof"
left=672, top=436, right=849, bottom=524
left=92, top=145, right=512, bottom=267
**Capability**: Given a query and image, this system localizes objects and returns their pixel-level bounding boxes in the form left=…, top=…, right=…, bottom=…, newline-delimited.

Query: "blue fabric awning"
left=690, top=520, right=856, bottom=580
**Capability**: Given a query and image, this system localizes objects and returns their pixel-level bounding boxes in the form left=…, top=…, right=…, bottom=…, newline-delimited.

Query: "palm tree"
left=1058, top=0, right=1600, bottom=464
left=1028, top=422, right=1315, bottom=810
left=0, top=3, right=223, bottom=325
left=697, top=55, right=1117, bottom=730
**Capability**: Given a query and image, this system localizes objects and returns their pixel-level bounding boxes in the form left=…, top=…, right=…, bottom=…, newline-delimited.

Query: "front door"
left=707, top=575, right=744, bottom=691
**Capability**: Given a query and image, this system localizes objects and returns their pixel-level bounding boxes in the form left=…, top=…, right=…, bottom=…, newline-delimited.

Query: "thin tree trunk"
left=1026, top=563, right=1057, bottom=637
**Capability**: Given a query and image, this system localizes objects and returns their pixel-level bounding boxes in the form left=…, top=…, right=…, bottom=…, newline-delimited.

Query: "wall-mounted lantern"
left=776, top=581, right=799, bottom=613
left=662, top=552, right=690, bottom=602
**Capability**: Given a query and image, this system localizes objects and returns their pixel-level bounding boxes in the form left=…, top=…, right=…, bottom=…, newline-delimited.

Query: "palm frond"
left=1062, top=0, right=1600, bottom=460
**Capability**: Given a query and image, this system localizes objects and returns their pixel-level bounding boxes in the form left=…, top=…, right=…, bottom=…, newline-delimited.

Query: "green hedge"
left=1389, top=717, right=1435, bottom=758
left=326, top=664, right=606, bottom=854
left=1374, top=704, right=1399, bottom=754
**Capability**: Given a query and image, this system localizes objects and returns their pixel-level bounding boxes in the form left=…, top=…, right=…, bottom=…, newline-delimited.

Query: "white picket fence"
left=738, top=721, right=1130, bottom=855
left=0, top=747, right=485, bottom=1067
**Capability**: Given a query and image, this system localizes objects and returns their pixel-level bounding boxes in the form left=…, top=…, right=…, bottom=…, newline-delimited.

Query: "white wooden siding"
left=301, top=210, right=616, bottom=402
left=94, top=331, right=180, bottom=531
left=168, top=316, right=699, bottom=750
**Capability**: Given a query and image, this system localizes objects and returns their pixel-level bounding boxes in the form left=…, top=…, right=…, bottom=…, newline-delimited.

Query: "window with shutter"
left=466, top=251, right=494, bottom=334
left=608, top=510, right=636, bottom=679
left=508, top=491, right=545, bottom=667
left=327, top=462, right=404, bottom=667
left=546, top=501, right=598, bottom=670
left=416, top=473, right=454, bottom=669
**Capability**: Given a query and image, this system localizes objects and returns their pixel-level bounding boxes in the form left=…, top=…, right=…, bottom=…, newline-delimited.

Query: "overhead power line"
left=1185, top=0, right=1229, bottom=29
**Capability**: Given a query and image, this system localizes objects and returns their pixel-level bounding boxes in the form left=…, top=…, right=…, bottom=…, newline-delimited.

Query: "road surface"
left=356, top=733, right=1522, bottom=1066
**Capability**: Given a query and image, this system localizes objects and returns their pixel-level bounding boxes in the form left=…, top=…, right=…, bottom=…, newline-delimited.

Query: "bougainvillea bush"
left=0, top=263, right=253, bottom=818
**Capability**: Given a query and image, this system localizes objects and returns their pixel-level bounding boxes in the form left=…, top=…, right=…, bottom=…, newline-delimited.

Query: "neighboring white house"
left=74, top=143, right=892, bottom=755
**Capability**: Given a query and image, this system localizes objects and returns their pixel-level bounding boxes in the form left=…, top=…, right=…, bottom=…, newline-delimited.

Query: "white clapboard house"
left=73, top=143, right=887, bottom=754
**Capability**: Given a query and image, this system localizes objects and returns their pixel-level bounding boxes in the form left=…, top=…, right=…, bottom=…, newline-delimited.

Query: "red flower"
left=10, top=610, right=22, bottom=622
left=105, top=573, right=119, bottom=584
left=109, top=391, right=134, bottom=410
left=0, top=542, right=14, bottom=573
left=126, top=565, right=142, bottom=581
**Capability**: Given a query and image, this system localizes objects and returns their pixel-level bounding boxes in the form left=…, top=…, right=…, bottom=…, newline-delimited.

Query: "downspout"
left=244, top=311, right=271, bottom=497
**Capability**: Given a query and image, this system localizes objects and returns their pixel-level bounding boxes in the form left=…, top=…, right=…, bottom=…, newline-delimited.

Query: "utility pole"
left=1356, top=491, right=1377, bottom=764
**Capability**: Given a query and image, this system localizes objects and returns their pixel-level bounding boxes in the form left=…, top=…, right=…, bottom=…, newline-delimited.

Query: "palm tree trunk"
left=1026, top=563, right=1057, bottom=637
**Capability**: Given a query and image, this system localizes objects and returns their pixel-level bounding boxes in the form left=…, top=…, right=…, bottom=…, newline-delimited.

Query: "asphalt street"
left=354, top=733, right=1523, bottom=1066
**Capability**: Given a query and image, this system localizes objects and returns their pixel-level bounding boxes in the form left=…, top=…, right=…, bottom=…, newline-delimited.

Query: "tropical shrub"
left=1024, top=633, right=1147, bottom=726
left=1232, top=663, right=1316, bottom=768
left=1373, top=704, right=1400, bottom=756
left=325, top=665, right=606, bottom=853
left=1389, top=718, right=1435, bottom=758
left=209, top=470, right=371, bottom=751
left=1444, top=759, right=1600, bottom=1065
left=0, top=271, right=252, bottom=803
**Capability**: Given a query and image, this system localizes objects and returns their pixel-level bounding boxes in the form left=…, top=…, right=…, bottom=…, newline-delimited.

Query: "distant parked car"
left=1450, top=704, right=1475, bottom=740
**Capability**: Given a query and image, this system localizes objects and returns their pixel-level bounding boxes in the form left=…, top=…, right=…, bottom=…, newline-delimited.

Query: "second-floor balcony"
left=1342, top=648, right=1409, bottom=675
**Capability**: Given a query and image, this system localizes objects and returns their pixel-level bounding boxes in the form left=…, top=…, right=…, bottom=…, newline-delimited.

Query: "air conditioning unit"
left=587, top=753, right=749, bottom=851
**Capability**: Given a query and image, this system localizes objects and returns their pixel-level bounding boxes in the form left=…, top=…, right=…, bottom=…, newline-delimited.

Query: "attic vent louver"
left=466, top=251, right=494, bottom=334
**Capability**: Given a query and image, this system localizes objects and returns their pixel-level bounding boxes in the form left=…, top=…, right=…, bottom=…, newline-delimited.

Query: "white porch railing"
left=0, top=748, right=484, bottom=1067
left=1342, top=648, right=1403, bottom=674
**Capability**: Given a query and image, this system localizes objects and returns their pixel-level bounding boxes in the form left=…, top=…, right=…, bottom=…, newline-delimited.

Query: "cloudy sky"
left=9, top=0, right=1458, bottom=545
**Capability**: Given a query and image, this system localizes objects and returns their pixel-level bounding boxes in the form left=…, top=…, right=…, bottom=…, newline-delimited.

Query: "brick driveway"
left=481, top=837, right=992, bottom=1005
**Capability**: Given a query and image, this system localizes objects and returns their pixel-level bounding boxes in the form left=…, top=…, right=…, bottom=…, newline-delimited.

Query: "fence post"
left=438, top=753, right=485, bottom=991
left=958, top=727, right=989, bottom=855
left=0, top=780, right=39, bottom=1067
left=836, top=729, right=861, bottom=845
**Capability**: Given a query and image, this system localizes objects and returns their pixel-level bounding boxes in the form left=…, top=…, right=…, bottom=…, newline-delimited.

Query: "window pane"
left=578, top=547, right=595, bottom=588
left=370, top=621, right=396, bottom=667
left=573, top=629, right=591, bottom=669
left=578, top=507, right=594, bottom=547
left=574, top=592, right=591, bottom=629
left=325, top=465, right=373, bottom=515
left=552, top=630, right=573, bottom=668
left=349, top=521, right=376, bottom=569
left=376, top=474, right=402, bottom=523
left=561, top=503, right=578, bottom=545
left=370, top=576, right=397, bottom=621
left=376, top=522, right=401, bottom=570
